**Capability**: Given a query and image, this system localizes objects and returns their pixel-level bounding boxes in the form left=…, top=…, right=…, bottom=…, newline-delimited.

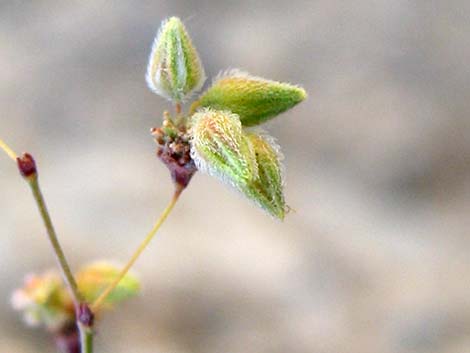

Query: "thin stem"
left=25, top=160, right=92, bottom=352
left=175, top=102, right=182, bottom=115
left=79, top=324, right=93, bottom=353
left=28, top=175, right=83, bottom=305
left=91, top=186, right=183, bottom=312
left=0, top=137, right=18, bottom=161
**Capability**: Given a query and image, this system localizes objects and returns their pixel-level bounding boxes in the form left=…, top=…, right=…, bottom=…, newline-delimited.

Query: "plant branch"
left=27, top=172, right=83, bottom=305
left=175, top=102, right=182, bottom=115
left=91, top=185, right=183, bottom=312
left=16, top=153, right=92, bottom=353
left=0, top=137, right=18, bottom=161
left=79, top=324, right=93, bottom=353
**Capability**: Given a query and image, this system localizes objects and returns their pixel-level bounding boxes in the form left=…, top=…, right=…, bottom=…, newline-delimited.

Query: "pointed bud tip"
left=165, top=16, right=184, bottom=29
left=295, top=86, right=307, bottom=101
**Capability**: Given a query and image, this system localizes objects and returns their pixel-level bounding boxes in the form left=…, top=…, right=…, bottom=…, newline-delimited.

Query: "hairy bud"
left=190, top=108, right=257, bottom=187
left=242, top=132, right=286, bottom=219
left=193, top=69, right=306, bottom=126
left=146, top=17, right=206, bottom=102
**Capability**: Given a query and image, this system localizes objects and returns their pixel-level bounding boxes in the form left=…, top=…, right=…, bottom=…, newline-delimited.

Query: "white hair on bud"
left=189, top=108, right=256, bottom=188
left=212, top=68, right=271, bottom=84
left=244, top=127, right=286, bottom=187
left=211, top=68, right=305, bottom=93
left=146, top=18, right=170, bottom=98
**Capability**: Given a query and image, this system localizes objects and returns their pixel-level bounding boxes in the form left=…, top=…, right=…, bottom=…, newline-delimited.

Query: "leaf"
left=190, top=108, right=258, bottom=187
left=76, top=262, right=140, bottom=308
left=241, top=132, right=286, bottom=219
left=192, top=69, right=306, bottom=126
left=146, top=17, right=206, bottom=102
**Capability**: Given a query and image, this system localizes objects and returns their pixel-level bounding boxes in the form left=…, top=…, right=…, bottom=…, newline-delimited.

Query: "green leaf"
left=193, top=69, right=306, bottom=126
left=76, top=262, right=140, bottom=308
left=190, top=108, right=258, bottom=186
left=241, top=132, right=286, bottom=219
left=146, top=17, right=206, bottom=102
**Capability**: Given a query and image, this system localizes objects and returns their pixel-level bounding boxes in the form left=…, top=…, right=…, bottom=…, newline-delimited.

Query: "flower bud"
left=190, top=108, right=258, bottom=187
left=242, top=132, right=286, bottom=219
left=146, top=17, right=206, bottom=102
left=193, top=69, right=306, bottom=126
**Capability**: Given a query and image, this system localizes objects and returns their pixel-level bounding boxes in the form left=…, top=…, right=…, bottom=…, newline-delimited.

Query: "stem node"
left=77, top=303, right=95, bottom=328
left=17, top=153, right=37, bottom=178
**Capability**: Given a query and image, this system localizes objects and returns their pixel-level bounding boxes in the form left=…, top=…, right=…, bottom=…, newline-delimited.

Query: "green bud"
left=190, top=108, right=258, bottom=186
left=190, top=108, right=286, bottom=219
left=193, top=69, right=306, bottom=126
left=76, top=261, right=140, bottom=309
left=242, top=132, right=286, bottom=219
left=146, top=17, right=206, bottom=102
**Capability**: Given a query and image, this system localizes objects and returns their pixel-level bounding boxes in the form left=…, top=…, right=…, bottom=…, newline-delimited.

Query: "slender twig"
left=3, top=141, right=92, bottom=352
left=27, top=174, right=83, bottom=305
left=16, top=151, right=92, bottom=353
left=2, top=141, right=82, bottom=304
left=79, top=324, right=93, bottom=353
left=91, top=185, right=183, bottom=312
left=175, top=102, right=182, bottom=115
left=0, top=137, right=18, bottom=161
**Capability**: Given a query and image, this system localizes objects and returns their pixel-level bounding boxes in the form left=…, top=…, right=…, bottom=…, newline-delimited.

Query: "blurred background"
left=1, top=1, right=469, bottom=352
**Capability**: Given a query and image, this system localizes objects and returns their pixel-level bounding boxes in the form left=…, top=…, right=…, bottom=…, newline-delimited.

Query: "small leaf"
left=146, top=16, right=206, bottom=102
left=190, top=108, right=258, bottom=187
left=241, top=132, right=286, bottom=219
left=76, top=261, right=140, bottom=308
left=193, top=69, right=306, bottom=126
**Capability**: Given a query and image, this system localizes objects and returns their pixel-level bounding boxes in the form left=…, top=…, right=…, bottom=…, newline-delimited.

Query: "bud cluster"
left=151, top=114, right=197, bottom=188
left=146, top=17, right=307, bottom=219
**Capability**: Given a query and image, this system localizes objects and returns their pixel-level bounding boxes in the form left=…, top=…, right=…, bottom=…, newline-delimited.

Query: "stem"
left=28, top=175, right=83, bottom=305
left=79, top=324, right=93, bottom=353
left=91, top=185, right=183, bottom=312
left=0, top=137, right=18, bottom=161
left=175, top=102, right=182, bottom=115
left=21, top=154, right=93, bottom=353
left=78, top=324, right=93, bottom=353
